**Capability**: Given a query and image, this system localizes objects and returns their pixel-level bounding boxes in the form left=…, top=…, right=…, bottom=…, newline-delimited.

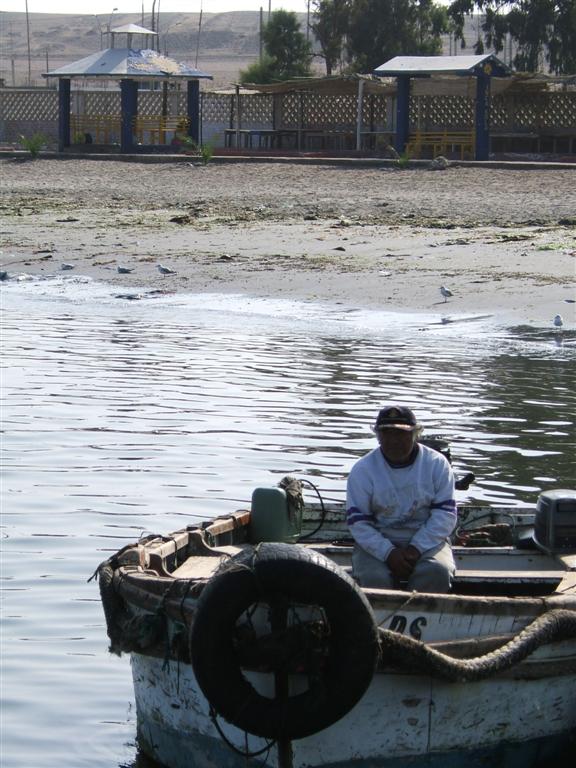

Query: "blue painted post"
left=187, top=80, right=200, bottom=144
left=120, top=79, right=138, bottom=154
left=395, top=75, right=411, bottom=155
left=58, top=78, right=71, bottom=152
left=475, top=71, right=491, bottom=161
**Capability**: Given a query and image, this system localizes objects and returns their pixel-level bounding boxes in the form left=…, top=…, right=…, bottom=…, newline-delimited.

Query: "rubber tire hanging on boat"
left=190, top=542, right=380, bottom=740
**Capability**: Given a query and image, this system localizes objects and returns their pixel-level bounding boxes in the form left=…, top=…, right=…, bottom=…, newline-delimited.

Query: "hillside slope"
left=0, top=10, right=500, bottom=89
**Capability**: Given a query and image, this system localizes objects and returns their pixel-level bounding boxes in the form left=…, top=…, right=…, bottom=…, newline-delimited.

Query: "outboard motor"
left=533, top=489, right=576, bottom=554
left=249, top=476, right=304, bottom=544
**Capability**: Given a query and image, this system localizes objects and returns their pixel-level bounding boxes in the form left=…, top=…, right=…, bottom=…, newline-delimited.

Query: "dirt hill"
left=0, top=11, right=501, bottom=89
left=0, top=11, right=313, bottom=89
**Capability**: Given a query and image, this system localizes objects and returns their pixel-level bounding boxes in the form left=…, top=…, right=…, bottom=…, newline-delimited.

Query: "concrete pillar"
left=395, top=75, right=411, bottom=155
left=58, top=78, right=71, bottom=152
left=187, top=80, right=200, bottom=144
left=120, top=79, right=138, bottom=154
left=475, top=72, right=491, bottom=161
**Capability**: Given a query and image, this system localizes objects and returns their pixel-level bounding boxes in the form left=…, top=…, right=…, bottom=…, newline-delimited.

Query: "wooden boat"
left=96, top=482, right=576, bottom=768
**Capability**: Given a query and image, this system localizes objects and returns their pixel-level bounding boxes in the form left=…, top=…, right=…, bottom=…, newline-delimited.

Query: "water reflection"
left=1, top=280, right=575, bottom=768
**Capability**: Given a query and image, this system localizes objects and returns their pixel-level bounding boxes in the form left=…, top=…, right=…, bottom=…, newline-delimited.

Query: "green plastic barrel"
left=249, top=487, right=302, bottom=544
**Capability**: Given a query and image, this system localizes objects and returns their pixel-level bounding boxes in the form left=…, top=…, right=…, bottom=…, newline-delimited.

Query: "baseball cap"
left=374, top=405, right=419, bottom=432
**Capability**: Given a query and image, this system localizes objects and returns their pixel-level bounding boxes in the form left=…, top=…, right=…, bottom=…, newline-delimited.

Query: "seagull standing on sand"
left=117, top=265, right=134, bottom=274
left=553, top=314, right=564, bottom=328
left=440, top=285, right=453, bottom=302
left=157, top=264, right=176, bottom=276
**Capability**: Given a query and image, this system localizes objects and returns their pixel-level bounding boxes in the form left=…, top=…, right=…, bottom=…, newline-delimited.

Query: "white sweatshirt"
left=346, top=444, right=457, bottom=562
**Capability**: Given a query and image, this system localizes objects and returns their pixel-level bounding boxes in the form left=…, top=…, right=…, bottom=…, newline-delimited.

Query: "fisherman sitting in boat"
left=346, top=405, right=457, bottom=593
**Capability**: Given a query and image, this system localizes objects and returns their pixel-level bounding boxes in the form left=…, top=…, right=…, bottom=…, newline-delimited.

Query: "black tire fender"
left=190, top=542, right=379, bottom=740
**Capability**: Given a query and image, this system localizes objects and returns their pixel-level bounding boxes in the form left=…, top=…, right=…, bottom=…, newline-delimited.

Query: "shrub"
left=396, top=150, right=411, bottom=169
left=199, top=143, right=214, bottom=165
left=171, top=133, right=198, bottom=154
left=19, top=132, right=47, bottom=158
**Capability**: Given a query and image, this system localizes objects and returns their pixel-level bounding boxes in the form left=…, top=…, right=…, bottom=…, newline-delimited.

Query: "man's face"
left=376, top=428, right=417, bottom=463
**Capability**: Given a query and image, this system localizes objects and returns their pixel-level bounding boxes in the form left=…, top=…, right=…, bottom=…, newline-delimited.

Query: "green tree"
left=448, top=0, right=576, bottom=74
left=240, top=10, right=313, bottom=83
left=346, top=0, right=448, bottom=72
left=311, top=0, right=448, bottom=74
left=311, top=0, right=352, bottom=76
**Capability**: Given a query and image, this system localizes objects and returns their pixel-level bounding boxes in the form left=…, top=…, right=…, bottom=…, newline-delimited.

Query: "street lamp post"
left=107, top=7, right=118, bottom=47
left=94, top=15, right=104, bottom=48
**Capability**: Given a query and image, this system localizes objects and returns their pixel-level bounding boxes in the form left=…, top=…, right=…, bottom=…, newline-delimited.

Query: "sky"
left=0, top=1, right=310, bottom=13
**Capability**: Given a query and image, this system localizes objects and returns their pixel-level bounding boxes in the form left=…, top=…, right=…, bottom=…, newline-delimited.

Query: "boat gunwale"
left=105, top=504, right=576, bottom=618
left=111, top=558, right=576, bottom=622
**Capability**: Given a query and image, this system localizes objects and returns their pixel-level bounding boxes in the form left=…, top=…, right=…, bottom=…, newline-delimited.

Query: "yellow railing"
left=133, top=115, right=190, bottom=146
left=71, top=114, right=121, bottom=145
left=70, top=114, right=190, bottom=146
left=406, top=130, right=475, bottom=160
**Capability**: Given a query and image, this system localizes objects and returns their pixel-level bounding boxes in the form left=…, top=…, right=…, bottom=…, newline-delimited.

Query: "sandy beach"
left=1, top=157, right=575, bottom=326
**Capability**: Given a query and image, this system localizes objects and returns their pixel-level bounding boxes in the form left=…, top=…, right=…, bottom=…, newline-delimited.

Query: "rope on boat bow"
left=379, top=608, right=576, bottom=682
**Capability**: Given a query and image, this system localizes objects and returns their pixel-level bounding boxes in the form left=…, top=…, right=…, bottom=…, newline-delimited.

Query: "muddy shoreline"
left=1, top=158, right=574, bottom=326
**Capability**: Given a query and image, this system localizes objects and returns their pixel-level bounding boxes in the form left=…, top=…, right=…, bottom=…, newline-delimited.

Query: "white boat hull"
left=132, top=651, right=576, bottom=768
left=96, top=494, right=576, bottom=768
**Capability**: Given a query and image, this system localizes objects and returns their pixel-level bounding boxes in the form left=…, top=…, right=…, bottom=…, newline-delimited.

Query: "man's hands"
left=386, top=545, right=421, bottom=580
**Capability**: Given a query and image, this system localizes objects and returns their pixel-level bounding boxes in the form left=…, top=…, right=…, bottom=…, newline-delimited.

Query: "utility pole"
left=24, top=0, right=32, bottom=85
left=156, top=0, right=161, bottom=50
left=306, top=0, right=310, bottom=42
left=94, top=15, right=104, bottom=48
left=195, top=3, right=203, bottom=68
left=259, top=7, right=263, bottom=62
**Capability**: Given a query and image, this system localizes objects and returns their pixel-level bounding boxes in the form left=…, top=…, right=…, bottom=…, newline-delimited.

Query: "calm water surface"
left=1, top=276, right=575, bottom=768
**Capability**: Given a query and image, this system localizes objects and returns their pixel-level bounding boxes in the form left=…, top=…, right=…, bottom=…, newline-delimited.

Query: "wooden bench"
left=406, top=131, right=475, bottom=160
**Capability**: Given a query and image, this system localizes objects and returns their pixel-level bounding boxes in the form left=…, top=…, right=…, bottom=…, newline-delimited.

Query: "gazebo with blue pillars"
left=373, top=55, right=511, bottom=161
left=42, top=23, right=212, bottom=154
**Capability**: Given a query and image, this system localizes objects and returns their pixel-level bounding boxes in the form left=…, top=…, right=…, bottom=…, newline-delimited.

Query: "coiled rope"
left=379, top=608, right=576, bottom=682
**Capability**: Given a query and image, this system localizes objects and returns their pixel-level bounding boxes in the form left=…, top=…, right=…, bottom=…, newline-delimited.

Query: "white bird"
left=117, top=265, right=134, bottom=274
left=157, top=264, right=176, bottom=276
left=61, top=263, right=75, bottom=271
left=553, top=314, right=563, bottom=328
left=440, top=285, right=453, bottom=302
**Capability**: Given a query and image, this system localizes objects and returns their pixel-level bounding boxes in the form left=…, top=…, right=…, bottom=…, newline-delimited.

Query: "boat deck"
left=169, top=540, right=573, bottom=596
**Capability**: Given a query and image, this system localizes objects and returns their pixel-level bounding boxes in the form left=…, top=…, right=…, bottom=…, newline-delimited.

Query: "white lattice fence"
left=0, top=88, right=59, bottom=143
left=411, top=95, right=475, bottom=131
left=0, top=88, right=58, bottom=120
left=240, top=93, right=273, bottom=124
left=201, top=93, right=235, bottom=124
left=1, top=87, right=574, bottom=149
left=492, top=92, right=576, bottom=131
left=363, top=94, right=389, bottom=130
left=82, top=91, right=121, bottom=115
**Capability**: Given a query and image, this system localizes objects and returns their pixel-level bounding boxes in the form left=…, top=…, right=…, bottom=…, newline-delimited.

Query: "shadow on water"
left=1, top=278, right=575, bottom=768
